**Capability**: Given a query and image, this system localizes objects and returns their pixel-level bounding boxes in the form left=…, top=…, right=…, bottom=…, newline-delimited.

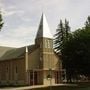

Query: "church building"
left=0, top=14, right=62, bottom=85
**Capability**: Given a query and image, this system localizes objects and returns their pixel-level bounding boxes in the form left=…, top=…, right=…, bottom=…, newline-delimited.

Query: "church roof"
left=0, top=14, right=53, bottom=61
left=36, top=13, right=53, bottom=39
left=0, top=45, right=37, bottom=61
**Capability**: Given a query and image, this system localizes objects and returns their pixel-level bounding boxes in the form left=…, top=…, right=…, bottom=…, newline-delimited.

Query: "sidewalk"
left=0, top=84, right=77, bottom=90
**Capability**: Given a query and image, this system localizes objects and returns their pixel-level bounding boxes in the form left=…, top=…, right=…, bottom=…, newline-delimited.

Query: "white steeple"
left=36, top=13, right=53, bottom=39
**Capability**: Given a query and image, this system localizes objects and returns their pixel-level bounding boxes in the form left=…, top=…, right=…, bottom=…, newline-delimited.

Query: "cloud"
left=1, top=9, right=16, bottom=16
left=0, top=26, right=37, bottom=47
left=1, top=8, right=24, bottom=17
left=8, top=26, right=37, bottom=38
left=0, top=39, right=24, bottom=47
left=0, top=0, right=24, bottom=17
left=0, top=0, right=90, bottom=48
left=0, top=0, right=4, bottom=7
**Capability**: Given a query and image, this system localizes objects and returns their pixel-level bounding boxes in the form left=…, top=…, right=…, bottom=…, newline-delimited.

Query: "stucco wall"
left=0, top=58, right=26, bottom=85
left=43, top=52, right=60, bottom=70
left=28, top=48, right=40, bottom=70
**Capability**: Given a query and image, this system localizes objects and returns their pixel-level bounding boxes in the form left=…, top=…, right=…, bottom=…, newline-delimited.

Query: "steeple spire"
left=36, top=13, right=53, bottom=39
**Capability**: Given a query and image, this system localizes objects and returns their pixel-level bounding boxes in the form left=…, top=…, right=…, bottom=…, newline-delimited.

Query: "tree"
left=64, top=19, right=70, bottom=40
left=85, top=16, right=90, bottom=29
left=0, top=11, right=4, bottom=31
left=62, top=16, right=90, bottom=82
left=54, top=19, right=71, bottom=55
left=54, top=20, right=65, bottom=55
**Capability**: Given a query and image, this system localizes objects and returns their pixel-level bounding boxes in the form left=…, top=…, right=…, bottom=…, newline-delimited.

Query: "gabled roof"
left=36, top=13, right=53, bottom=39
left=0, top=45, right=37, bottom=61
left=0, top=46, right=14, bottom=57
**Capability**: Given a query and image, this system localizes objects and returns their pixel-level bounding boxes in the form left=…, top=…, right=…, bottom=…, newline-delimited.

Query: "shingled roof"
left=0, top=45, right=37, bottom=61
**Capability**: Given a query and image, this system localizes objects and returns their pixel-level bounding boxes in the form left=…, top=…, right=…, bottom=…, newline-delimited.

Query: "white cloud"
left=8, top=26, right=37, bottom=38
left=0, top=0, right=90, bottom=47
left=0, top=0, right=4, bottom=7
left=1, top=9, right=16, bottom=16
left=0, top=26, right=37, bottom=47
left=0, top=0, right=24, bottom=17
left=21, top=18, right=30, bottom=22
left=0, top=39, right=23, bottom=47
left=1, top=8, right=24, bottom=17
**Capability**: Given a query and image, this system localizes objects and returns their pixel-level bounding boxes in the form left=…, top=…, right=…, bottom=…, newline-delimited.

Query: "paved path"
left=0, top=84, right=77, bottom=90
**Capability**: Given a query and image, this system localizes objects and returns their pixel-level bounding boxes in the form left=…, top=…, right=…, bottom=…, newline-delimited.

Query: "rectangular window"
left=16, top=66, right=17, bottom=73
left=6, top=66, right=9, bottom=80
left=7, top=67, right=8, bottom=72
left=48, top=40, right=50, bottom=48
left=45, top=40, right=47, bottom=48
left=14, top=66, right=18, bottom=81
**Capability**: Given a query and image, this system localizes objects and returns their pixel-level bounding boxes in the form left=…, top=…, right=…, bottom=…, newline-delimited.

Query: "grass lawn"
left=29, top=86, right=90, bottom=90
left=28, top=83, right=90, bottom=90
left=0, top=83, right=90, bottom=90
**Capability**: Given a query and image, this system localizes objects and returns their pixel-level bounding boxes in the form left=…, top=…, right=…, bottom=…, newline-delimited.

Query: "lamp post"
left=50, top=69, right=52, bottom=90
left=47, top=68, right=52, bottom=90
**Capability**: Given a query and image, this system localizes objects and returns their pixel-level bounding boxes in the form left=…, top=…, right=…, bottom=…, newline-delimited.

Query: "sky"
left=0, top=0, right=90, bottom=47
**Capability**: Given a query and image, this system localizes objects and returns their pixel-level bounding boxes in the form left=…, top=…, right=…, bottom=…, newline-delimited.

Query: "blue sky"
left=0, top=0, right=90, bottom=47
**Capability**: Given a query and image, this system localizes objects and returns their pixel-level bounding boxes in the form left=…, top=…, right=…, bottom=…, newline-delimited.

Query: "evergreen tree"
left=54, top=19, right=70, bottom=55
left=85, top=16, right=90, bottom=29
left=54, top=20, right=64, bottom=55
left=62, top=16, right=90, bottom=82
left=64, top=19, right=70, bottom=40
left=0, top=11, right=4, bottom=31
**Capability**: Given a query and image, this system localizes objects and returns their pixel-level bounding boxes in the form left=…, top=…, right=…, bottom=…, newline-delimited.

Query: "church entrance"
left=29, top=70, right=43, bottom=85
left=55, top=71, right=59, bottom=83
left=29, top=70, right=38, bottom=85
left=55, top=71, right=61, bottom=84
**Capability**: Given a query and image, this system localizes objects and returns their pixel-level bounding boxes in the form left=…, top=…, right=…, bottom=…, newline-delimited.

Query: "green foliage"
left=54, top=19, right=71, bottom=55
left=64, top=19, right=70, bottom=39
left=85, top=16, right=90, bottom=29
left=62, top=16, right=90, bottom=82
left=54, top=20, right=64, bottom=54
left=0, top=11, right=4, bottom=31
